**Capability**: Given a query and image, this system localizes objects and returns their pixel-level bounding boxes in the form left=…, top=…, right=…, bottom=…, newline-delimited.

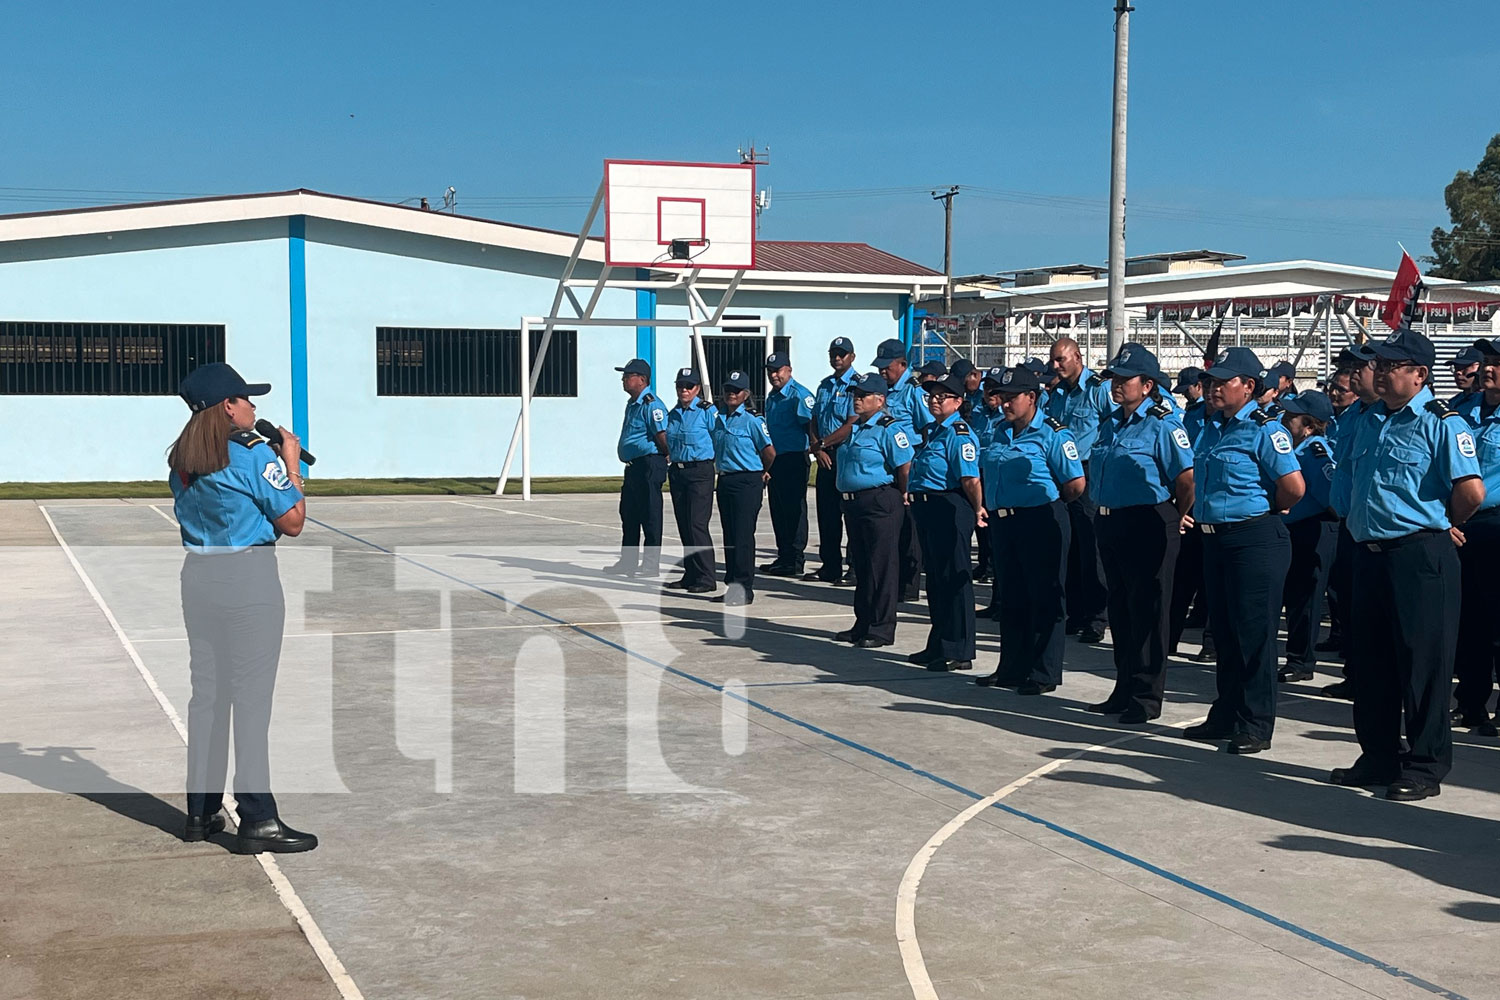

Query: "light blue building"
left=0, top=190, right=944, bottom=482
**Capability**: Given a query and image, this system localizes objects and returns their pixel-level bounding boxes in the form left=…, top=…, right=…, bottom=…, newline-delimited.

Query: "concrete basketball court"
left=2, top=494, right=1498, bottom=1000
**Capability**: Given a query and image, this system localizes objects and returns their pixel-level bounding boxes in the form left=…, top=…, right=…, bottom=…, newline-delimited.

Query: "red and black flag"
left=1380, top=250, right=1425, bottom=330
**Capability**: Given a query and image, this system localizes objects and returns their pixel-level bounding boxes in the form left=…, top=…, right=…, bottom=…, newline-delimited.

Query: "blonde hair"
left=167, top=405, right=232, bottom=477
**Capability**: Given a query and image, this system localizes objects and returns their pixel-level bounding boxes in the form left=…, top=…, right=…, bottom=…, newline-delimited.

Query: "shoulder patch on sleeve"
left=1043, top=416, right=1064, bottom=432
left=230, top=430, right=265, bottom=448
left=1270, top=429, right=1294, bottom=454
left=1147, top=401, right=1171, bottom=419
left=1172, top=426, right=1192, bottom=450
left=1062, top=439, right=1080, bottom=462
left=1458, top=431, right=1478, bottom=458
left=261, top=460, right=292, bottom=491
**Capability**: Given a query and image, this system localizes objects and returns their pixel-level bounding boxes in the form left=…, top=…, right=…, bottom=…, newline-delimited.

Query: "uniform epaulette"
left=877, top=414, right=896, bottom=427
left=1306, top=441, right=1329, bottom=459
left=1426, top=399, right=1463, bottom=419
left=1086, top=374, right=1106, bottom=388
left=953, top=422, right=970, bottom=435
left=1147, top=401, right=1171, bottom=419
left=641, top=392, right=655, bottom=403
left=1250, top=408, right=1277, bottom=425
left=1043, top=416, right=1064, bottom=432
left=230, top=430, right=265, bottom=448
left=696, top=399, right=712, bottom=409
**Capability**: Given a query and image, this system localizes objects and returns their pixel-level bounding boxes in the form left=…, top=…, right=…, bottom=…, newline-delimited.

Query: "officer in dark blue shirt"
left=664, top=368, right=717, bottom=594
left=1267, top=360, right=1298, bottom=407
left=1087, top=344, right=1196, bottom=721
left=607, top=358, right=669, bottom=578
left=167, top=362, right=316, bottom=854
left=949, top=358, right=992, bottom=582
left=952, top=358, right=984, bottom=416
left=875, top=338, right=932, bottom=600
left=968, top=366, right=1006, bottom=598
left=834, top=372, right=915, bottom=648
left=711, top=370, right=776, bottom=606
left=1275, top=391, right=1338, bottom=683
left=1453, top=338, right=1500, bottom=737
left=1184, top=347, right=1304, bottom=754
left=1168, top=365, right=1209, bottom=658
left=1447, top=345, right=1482, bottom=410
left=1046, top=336, right=1113, bottom=642
left=761, top=352, right=815, bottom=577
left=1331, top=328, right=1483, bottom=800
left=907, top=372, right=986, bottom=672
left=975, top=365, right=1085, bottom=693
left=807, top=337, right=860, bottom=583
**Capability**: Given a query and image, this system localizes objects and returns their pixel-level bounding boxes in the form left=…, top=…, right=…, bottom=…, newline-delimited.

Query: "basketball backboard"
left=604, top=160, right=756, bottom=270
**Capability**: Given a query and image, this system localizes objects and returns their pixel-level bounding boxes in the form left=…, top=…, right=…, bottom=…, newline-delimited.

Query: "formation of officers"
left=612, top=324, right=1497, bottom=803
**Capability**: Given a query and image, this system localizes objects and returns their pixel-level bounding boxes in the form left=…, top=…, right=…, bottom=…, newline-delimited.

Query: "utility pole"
left=1106, top=0, right=1133, bottom=361
left=932, top=185, right=959, bottom=316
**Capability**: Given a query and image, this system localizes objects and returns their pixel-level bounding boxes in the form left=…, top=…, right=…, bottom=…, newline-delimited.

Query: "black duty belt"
left=1097, top=500, right=1173, bottom=517
left=840, top=484, right=894, bottom=501
left=1199, top=512, right=1273, bottom=534
left=670, top=460, right=713, bottom=469
left=909, top=490, right=957, bottom=503
left=1363, top=528, right=1446, bottom=552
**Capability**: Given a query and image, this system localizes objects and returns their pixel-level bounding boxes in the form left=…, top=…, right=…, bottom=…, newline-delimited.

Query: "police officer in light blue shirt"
left=1167, top=364, right=1209, bottom=658
left=608, top=358, right=669, bottom=578
left=1331, top=328, right=1484, bottom=801
left=761, top=352, right=816, bottom=577
left=1174, top=367, right=1207, bottom=444
left=1046, top=336, right=1113, bottom=640
left=1323, top=343, right=1378, bottom=693
left=1185, top=346, right=1304, bottom=754
left=907, top=372, right=985, bottom=672
left=1088, top=344, right=1196, bottom=721
left=167, top=362, right=316, bottom=854
left=1276, top=390, right=1338, bottom=683
left=807, top=337, right=860, bottom=583
left=1448, top=345, right=1482, bottom=410
left=1453, top=338, right=1500, bottom=737
left=950, top=358, right=992, bottom=583
left=711, top=370, right=775, bottom=606
left=976, top=365, right=1085, bottom=692
left=664, top=368, right=717, bottom=594
left=834, top=372, right=915, bottom=648
left=874, top=337, right=930, bottom=598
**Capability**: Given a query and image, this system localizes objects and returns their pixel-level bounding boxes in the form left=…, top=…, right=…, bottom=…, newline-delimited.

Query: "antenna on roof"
left=442, top=186, right=457, bottom=213
left=739, top=143, right=770, bottom=232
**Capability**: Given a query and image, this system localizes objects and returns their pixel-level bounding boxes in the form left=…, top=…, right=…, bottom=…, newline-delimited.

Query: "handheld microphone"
left=255, top=419, right=317, bottom=466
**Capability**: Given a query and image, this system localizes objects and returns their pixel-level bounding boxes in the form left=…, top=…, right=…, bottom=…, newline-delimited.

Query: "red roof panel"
left=753, top=240, right=940, bottom=276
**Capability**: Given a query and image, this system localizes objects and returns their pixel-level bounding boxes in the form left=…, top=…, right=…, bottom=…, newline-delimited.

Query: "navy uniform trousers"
left=1096, top=501, right=1179, bottom=712
left=620, top=454, right=667, bottom=571
left=668, top=460, right=716, bottom=588
left=717, top=471, right=764, bottom=596
left=182, top=548, right=283, bottom=825
left=1328, top=523, right=1357, bottom=673
left=1064, top=467, right=1109, bottom=632
left=1203, top=515, right=1292, bottom=741
left=1282, top=517, right=1339, bottom=669
left=1454, top=509, right=1500, bottom=723
left=842, top=484, right=903, bottom=643
left=993, top=501, right=1070, bottom=685
left=1350, top=530, right=1459, bottom=783
left=766, top=451, right=809, bottom=571
left=1168, top=524, right=1205, bottom=654
left=974, top=472, right=992, bottom=581
left=812, top=449, right=848, bottom=581
left=899, top=505, right=922, bottom=598
left=911, top=492, right=977, bottom=661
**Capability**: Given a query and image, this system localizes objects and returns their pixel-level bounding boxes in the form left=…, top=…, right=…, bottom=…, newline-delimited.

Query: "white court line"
left=895, top=714, right=1207, bottom=1000
left=450, top=498, right=617, bottom=530
left=148, top=504, right=178, bottom=526
left=37, top=505, right=365, bottom=1000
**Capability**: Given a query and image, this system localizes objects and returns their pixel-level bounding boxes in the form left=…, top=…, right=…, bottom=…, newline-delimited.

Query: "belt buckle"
left=997, top=508, right=1012, bottom=518
left=1201, top=524, right=1215, bottom=534
left=1366, top=542, right=1381, bottom=552
left=841, top=492, right=854, bottom=500
left=1098, top=506, right=1111, bottom=516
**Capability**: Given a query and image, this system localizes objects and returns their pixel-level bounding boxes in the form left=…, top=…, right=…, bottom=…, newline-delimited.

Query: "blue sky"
left=6, top=1, right=1496, bottom=273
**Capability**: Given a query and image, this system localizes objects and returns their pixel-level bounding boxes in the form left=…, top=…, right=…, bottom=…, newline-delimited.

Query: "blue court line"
left=307, top=516, right=1467, bottom=1000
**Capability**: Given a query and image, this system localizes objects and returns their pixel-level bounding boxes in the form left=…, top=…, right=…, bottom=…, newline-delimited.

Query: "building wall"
left=0, top=222, right=290, bottom=482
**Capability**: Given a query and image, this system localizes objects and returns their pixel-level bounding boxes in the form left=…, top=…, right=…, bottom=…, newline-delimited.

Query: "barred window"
left=375, top=327, right=577, bottom=397
left=0, top=322, right=224, bottom=395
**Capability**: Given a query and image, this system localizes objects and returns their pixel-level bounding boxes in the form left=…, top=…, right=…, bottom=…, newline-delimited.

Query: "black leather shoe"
left=975, top=672, right=1023, bottom=688
left=1386, top=779, right=1441, bottom=802
left=1328, top=764, right=1397, bottom=787
left=1118, top=705, right=1160, bottom=724
left=662, top=579, right=691, bottom=590
left=1077, top=626, right=1106, bottom=644
left=1192, top=646, right=1217, bottom=664
left=908, top=650, right=944, bottom=665
left=834, top=575, right=856, bottom=587
left=1227, top=733, right=1271, bottom=754
left=1086, top=699, right=1130, bottom=715
left=901, top=588, right=920, bottom=602
left=1183, top=722, right=1233, bottom=742
left=1321, top=680, right=1354, bottom=700
left=948, top=660, right=973, bottom=671
left=1017, top=681, right=1057, bottom=696
left=685, top=583, right=717, bottom=594
left=855, top=637, right=890, bottom=649
left=757, top=562, right=784, bottom=573
left=601, top=561, right=636, bottom=577
left=803, top=570, right=839, bottom=583
left=236, top=818, right=318, bottom=854
left=834, top=630, right=860, bottom=643
left=1314, top=633, right=1343, bottom=652
left=636, top=564, right=660, bottom=580
left=183, top=812, right=225, bottom=842
left=761, top=565, right=799, bottom=578
left=1470, top=720, right=1500, bottom=738
left=1278, top=665, right=1314, bottom=683
left=712, top=592, right=753, bottom=607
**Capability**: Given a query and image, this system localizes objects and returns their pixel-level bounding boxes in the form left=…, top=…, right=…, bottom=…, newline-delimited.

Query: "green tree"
left=1428, top=133, right=1500, bottom=280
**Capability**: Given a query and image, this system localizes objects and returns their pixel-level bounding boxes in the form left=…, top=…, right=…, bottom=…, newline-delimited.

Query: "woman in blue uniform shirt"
left=1275, top=391, right=1338, bottom=684
left=907, top=373, right=987, bottom=671
left=1086, top=344, right=1196, bottom=722
left=711, top=370, right=775, bottom=606
left=168, top=363, right=317, bottom=854
left=1184, top=347, right=1304, bottom=754
left=974, top=365, right=1084, bottom=694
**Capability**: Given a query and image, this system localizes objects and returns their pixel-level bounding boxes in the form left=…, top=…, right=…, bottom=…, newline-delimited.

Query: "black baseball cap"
left=1102, top=342, right=1167, bottom=384
left=849, top=372, right=889, bottom=396
left=1451, top=345, right=1484, bottom=366
left=179, top=362, right=271, bottom=412
left=920, top=373, right=967, bottom=397
left=988, top=366, right=1042, bottom=394
left=915, top=360, right=949, bottom=378
left=765, top=352, right=791, bottom=370
left=1021, top=357, right=1051, bottom=380
left=1472, top=338, right=1500, bottom=358
left=1371, top=328, right=1436, bottom=368
left=721, top=369, right=751, bottom=392
left=616, top=358, right=651, bottom=378
left=1203, top=346, right=1268, bottom=382
left=1267, top=360, right=1297, bottom=383
left=1173, top=366, right=1203, bottom=392
left=828, top=337, right=854, bottom=356
left=674, top=367, right=701, bottom=387
left=949, top=358, right=977, bottom=381
left=874, top=338, right=908, bottom=365
left=1336, top=344, right=1375, bottom=369
left=1279, top=389, right=1334, bottom=423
